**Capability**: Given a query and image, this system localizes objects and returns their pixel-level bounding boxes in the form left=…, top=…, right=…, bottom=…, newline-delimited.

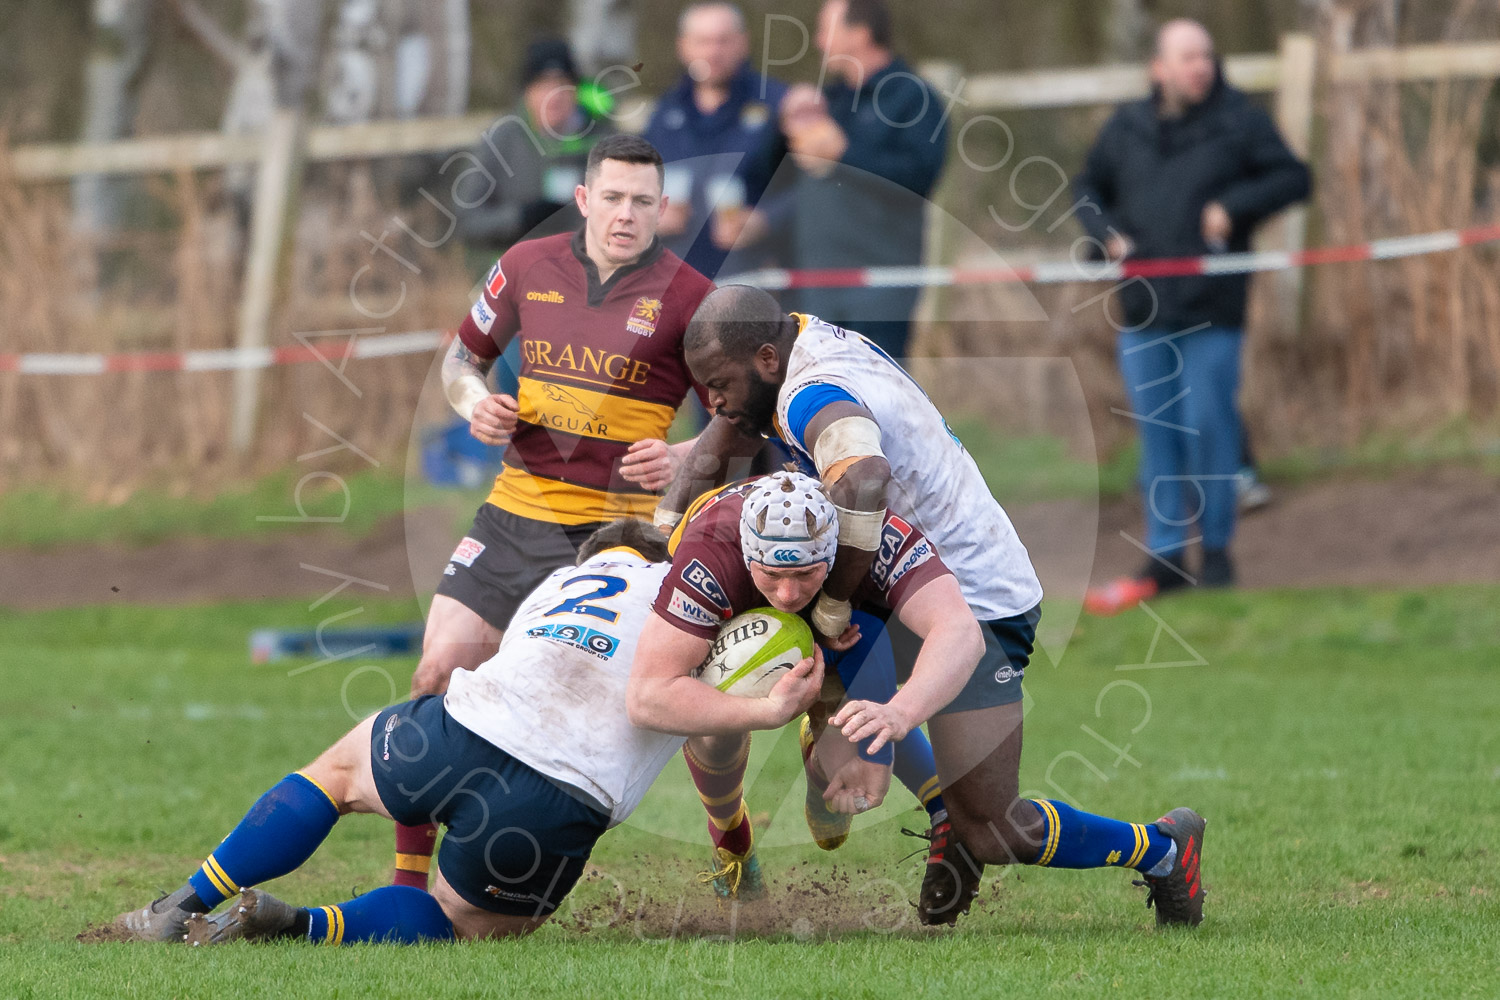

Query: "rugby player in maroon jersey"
left=392, top=135, right=716, bottom=889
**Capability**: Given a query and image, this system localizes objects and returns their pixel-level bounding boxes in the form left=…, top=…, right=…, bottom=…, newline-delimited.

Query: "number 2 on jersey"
left=544, top=574, right=628, bottom=623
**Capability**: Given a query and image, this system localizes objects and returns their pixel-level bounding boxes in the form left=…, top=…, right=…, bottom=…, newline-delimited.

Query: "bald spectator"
left=1076, top=19, right=1310, bottom=615
left=769, top=0, right=948, bottom=360
left=644, top=2, right=790, bottom=279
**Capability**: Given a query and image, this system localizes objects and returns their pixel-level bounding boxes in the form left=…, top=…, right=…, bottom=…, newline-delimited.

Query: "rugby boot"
left=111, top=885, right=199, bottom=942
left=701, top=843, right=766, bottom=902
left=1133, top=807, right=1206, bottom=927
left=184, top=889, right=300, bottom=945
left=906, top=818, right=983, bottom=926
left=800, top=716, right=852, bottom=851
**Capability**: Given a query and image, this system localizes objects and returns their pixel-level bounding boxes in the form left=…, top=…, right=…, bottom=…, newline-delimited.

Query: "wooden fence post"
left=1261, top=32, right=1318, bottom=340
left=231, top=108, right=306, bottom=454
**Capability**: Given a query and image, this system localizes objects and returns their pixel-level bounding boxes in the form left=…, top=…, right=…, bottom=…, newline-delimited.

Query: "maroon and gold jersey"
left=653, top=482, right=953, bottom=640
left=456, top=231, right=714, bottom=526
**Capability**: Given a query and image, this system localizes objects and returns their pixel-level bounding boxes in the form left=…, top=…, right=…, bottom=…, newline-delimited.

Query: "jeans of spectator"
left=1116, top=325, right=1243, bottom=555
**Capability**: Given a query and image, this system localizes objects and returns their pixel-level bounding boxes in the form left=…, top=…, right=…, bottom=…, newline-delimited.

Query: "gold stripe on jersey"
left=487, top=466, right=660, bottom=526
left=667, top=484, right=737, bottom=556
left=515, top=377, right=676, bottom=445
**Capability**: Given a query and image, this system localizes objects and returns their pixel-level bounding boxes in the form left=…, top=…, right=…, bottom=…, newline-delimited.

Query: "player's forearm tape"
left=653, top=507, right=684, bottom=531
left=833, top=503, right=884, bottom=552
left=811, top=593, right=852, bottom=637
left=446, top=374, right=491, bottom=423
left=812, top=416, right=884, bottom=476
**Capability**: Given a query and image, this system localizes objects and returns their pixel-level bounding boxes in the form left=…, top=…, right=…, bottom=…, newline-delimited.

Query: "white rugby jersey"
left=443, top=549, right=684, bottom=826
left=773, top=314, right=1044, bottom=621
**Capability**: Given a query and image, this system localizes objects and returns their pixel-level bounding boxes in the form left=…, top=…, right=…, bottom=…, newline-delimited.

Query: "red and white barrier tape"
left=6, top=223, right=1499, bottom=375
left=0, top=330, right=444, bottom=377
left=729, top=222, right=1500, bottom=291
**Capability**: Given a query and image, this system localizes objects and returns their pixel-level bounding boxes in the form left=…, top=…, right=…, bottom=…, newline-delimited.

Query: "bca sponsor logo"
left=450, top=537, right=485, bottom=567
left=485, top=261, right=506, bottom=297
left=683, top=559, right=730, bottom=612
left=470, top=299, right=496, bottom=334
left=871, top=515, right=913, bottom=586
left=667, top=588, right=720, bottom=626
left=884, top=540, right=933, bottom=589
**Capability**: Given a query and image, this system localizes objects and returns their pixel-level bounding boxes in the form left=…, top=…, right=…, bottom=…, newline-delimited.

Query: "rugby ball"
left=694, top=608, right=815, bottom=699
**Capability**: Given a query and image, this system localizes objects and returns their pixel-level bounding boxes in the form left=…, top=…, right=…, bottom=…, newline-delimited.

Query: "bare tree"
left=569, top=0, right=636, bottom=74
left=1106, top=0, right=1153, bottom=62
left=73, top=0, right=156, bottom=234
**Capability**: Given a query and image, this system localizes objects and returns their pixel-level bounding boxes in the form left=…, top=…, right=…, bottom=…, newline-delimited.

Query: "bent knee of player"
left=948, top=797, right=1044, bottom=867
left=688, top=732, right=749, bottom=768
left=302, top=714, right=379, bottom=815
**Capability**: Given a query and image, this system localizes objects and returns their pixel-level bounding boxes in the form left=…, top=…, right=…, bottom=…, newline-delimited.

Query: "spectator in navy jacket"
left=1075, top=20, right=1310, bottom=614
left=643, top=3, right=790, bottom=280
left=768, top=0, right=947, bottom=360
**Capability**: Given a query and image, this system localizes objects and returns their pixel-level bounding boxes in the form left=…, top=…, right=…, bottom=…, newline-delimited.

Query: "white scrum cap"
left=739, top=471, right=840, bottom=568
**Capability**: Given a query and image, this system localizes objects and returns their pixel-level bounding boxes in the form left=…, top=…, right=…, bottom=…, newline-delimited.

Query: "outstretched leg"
left=929, top=703, right=1201, bottom=927
left=111, top=714, right=383, bottom=942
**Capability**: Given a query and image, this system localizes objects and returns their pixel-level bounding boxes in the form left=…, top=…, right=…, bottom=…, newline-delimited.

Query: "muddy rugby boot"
left=1133, top=807, right=1206, bottom=927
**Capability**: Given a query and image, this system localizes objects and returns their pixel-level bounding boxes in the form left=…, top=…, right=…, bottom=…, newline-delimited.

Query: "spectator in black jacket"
left=1075, top=19, right=1310, bottom=615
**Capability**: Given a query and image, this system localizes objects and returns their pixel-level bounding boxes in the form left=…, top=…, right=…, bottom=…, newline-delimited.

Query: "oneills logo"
left=626, top=297, right=663, bottom=338
left=526, top=290, right=565, bottom=303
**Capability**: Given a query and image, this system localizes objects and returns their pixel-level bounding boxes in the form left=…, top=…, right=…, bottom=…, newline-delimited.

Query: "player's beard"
left=740, top=372, right=781, bottom=433
left=716, top=370, right=781, bottom=434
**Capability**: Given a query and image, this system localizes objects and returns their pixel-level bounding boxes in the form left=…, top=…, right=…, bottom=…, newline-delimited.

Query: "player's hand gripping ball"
left=694, top=608, right=815, bottom=698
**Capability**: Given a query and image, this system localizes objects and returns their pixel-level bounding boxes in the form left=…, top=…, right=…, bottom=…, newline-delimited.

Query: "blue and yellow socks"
left=1028, top=799, right=1174, bottom=874
left=303, top=886, right=454, bottom=945
left=893, top=727, right=947, bottom=823
left=187, top=772, right=341, bottom=910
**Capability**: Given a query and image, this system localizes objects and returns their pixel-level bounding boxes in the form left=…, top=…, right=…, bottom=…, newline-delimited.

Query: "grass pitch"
left=1, top=587, right=1497, bottom=998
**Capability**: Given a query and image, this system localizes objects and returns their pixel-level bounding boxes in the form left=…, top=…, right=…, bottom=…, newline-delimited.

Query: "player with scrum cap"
left=628, top=471, right=975, bottom=901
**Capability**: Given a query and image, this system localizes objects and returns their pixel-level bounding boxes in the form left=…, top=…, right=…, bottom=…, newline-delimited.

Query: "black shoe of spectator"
left=1147, top=553, right=1192, bottom=593
left=1199, top=549, right=1235, bottom=588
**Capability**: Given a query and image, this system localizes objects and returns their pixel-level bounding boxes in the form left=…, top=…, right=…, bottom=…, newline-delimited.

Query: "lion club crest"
left=626, top=297, right=663, bottom=338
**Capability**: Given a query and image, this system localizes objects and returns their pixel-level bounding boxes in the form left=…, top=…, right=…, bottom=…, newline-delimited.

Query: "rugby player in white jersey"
left=653, top=285, right=1208, bottom=928
left=107, top=519, right=823, bottom=945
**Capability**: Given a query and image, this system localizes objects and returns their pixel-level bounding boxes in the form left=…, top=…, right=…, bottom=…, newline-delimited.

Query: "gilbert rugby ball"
left=694, top=608, right=815, bottom=698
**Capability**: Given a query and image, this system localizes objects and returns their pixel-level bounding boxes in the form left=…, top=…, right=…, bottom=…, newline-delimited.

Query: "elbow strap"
left=812, top=416, right=884, bottom=478
left=833, top=504, right=885, bottom=552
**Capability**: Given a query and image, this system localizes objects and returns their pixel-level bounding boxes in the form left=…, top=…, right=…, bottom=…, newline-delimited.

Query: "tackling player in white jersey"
left=655, top=285, right=1208, bottom=929
left=108, top=520, right=822, bottom=945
